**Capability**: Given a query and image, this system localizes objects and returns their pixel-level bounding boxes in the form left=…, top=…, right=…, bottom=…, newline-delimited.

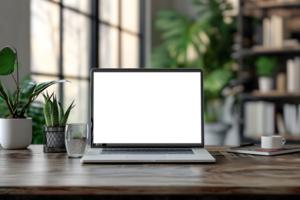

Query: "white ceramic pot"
left=204, top=122, right=231, bottom=146
left=0, top=118, right=32, bottom=149
left=259, top=76, right=273, bottom=92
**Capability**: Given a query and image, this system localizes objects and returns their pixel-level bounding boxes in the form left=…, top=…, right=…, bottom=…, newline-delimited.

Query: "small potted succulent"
left=0, top=46, right=69, bottom=149
left=256, top=56, right=278, bottom=92
left=42, top=92, right=75, bottom=153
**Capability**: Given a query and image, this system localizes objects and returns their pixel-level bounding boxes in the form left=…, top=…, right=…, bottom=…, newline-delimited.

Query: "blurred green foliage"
left=255, top=56, right=278, bottom=77
left=148, top=0, right=236, bottom=96
left=0, top=76, right=45, bottom=144
left=148, top=0, right=237, bottom=121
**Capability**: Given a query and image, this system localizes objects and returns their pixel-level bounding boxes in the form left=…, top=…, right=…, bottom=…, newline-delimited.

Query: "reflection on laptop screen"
left=93, top=72, right=202, bottom=144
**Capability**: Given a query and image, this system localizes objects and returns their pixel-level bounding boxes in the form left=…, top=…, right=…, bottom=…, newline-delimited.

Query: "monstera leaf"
left=155, top=9, right=206, bottom=64
left=0, top=47, right=18, bottom=75
left=204, top=68, right=233, bottom=100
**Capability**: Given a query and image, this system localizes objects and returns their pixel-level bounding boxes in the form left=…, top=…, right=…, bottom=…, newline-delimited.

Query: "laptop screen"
left=92, top=70, right=202, bottom=146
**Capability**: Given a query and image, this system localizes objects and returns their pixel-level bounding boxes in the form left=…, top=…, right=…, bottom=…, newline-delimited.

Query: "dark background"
left=96, top=73, right=200, bottom=142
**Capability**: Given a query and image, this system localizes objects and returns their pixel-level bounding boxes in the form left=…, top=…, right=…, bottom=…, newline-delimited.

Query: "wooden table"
left=1, top=145, right=300, bottom=197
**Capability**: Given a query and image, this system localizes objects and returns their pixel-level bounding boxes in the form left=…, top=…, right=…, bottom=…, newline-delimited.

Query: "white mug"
left=261, top=136, right=286, bottom=149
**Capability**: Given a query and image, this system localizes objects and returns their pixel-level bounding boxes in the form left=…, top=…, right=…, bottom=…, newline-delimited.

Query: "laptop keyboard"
left=101, top=148, right=194, bottom=155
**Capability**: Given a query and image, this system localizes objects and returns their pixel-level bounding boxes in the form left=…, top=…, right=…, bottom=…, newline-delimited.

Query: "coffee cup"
left=261, top=136, right=286, bottom=149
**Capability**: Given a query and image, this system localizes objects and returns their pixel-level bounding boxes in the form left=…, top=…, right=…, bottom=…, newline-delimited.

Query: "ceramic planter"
left=204, top=122, right=231, bottom=145
left=43, top=126, right=66, bottom=153
left=0, top=118, right=32, bottom=149
left=259, top=76, right=273, bottom=92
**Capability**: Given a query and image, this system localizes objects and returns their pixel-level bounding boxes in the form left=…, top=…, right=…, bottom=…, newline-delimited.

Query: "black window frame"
left=31, top=0, right=145, bottom=104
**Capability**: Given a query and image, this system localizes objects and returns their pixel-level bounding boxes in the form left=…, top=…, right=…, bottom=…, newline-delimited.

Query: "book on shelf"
left=243, top=101, right=300, bottom=139
left=263, top=15, right=283, bottom=47
left=263, top=18, right=271, bottom=47
left=283, top=104, right=300, bottom=136
left=276, top=113, right=286, bottom=134
left=287, top=57, right=300, bottom=93
left=276, top=73, right=286, bottom=92
left=244, top=101, right=274, bottom=138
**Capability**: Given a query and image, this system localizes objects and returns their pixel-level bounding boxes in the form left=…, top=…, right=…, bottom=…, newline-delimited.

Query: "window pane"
left=63, top=0, right=91, bottom=14
left=99, top=24, right=119, bottom=68
left=99, top=0, right=119, bottom=26
left=31, top=75, right=60, bottom=104
left=31, top=0, right=59, bottom=75
left=63, top=9, right=90, bottom=78
left=121, top=32, right=139, bottom=68
left=121, top=0, right=139, bottom=33
left=63, top=78, right=88, bottom=124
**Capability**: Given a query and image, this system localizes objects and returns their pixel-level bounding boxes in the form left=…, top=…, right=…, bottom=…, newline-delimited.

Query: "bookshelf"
left=252, top=90, right=300, bottom=97
left=252, top=45, right=300, bottom=53
left=245, top=134, right=300, bottom=144
left=232, top=47, right=300, bottom=59
left=236, top=0, right=300, bottom=143
left=256, top=1, right=300, bottom=8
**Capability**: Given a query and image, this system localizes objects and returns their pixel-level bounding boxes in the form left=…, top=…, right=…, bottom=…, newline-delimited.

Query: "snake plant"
left=42, top=92, right=75, bottom=127
left=0, top=46, right=69, bottom=118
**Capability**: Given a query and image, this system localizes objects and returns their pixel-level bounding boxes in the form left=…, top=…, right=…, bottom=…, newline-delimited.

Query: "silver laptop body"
left=81, top=68, right=215, bottom=163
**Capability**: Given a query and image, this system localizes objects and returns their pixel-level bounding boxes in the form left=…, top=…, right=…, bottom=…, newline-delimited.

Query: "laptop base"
left=81, top=148, right=215, bottom=163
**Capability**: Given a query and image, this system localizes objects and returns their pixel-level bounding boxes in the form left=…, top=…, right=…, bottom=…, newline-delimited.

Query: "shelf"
left=252, top=45, right=300, bottom=53
left=246, top=134, right=300, bottom=141
left=256, top=1, right=300, bottom=8
left=239, top=92, right=300, bottom=101
left=232, top=46, right=300, bottom=59
left=252, top=90, right=300, bottom=97
left=242, top=0, right=300, bottom=18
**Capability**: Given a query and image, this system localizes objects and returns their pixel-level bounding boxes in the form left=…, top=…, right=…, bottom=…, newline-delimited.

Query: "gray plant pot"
left=204, top=122, right=231, bottom=146
left=43, top=126, right=66, bottom=153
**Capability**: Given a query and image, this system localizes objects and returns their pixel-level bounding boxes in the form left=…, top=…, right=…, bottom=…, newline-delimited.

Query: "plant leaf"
left=58, top=102, right=64, bottom=123
left=20, top=79, right=36, bottom=99
left=30, top=79, right=70, bottom=100
left=0, top=81, right=8, bottom=101
left=51, top=95, right=59, bottom=126
left=59, top=100, right=75, bottom=126
left=6, top=89, right=16, bottom=114
left=0, top=47, right=16, bottom=75
left=42, top=93, right=52, bottom=126
left=12, top=91, right=19, bottom=113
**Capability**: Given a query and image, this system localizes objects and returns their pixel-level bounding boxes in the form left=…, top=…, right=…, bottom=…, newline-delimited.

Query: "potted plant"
left=203, top=67, right=233, bottom=145
left=0, top=46, right=69, bottom=149
left=42, top=92, right=75, bottom=153
left=255, top=56, right=278, bottom=92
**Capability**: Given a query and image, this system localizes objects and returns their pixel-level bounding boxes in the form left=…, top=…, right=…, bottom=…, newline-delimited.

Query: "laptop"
left=81, top=68, right=215, bottom=163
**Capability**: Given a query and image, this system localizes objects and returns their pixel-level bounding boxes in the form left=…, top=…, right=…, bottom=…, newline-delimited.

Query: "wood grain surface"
left=1, top=145, right=300, bottom=195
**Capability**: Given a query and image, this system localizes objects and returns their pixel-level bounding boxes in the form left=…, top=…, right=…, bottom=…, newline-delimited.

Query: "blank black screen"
left=96, top=73, right=201, bottom=142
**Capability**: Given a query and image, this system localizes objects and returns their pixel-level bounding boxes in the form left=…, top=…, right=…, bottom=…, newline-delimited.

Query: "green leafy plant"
left=148, top=0, right=236, bottom=73
left=255, top=56, right=278, bottom=77
left=42, top=92, right=75, bottom=127
left=148, top=0, right=237, bottom=122
left=0, top=76, right=46, bottom=143
left=0, top=46, right=69, bottom=119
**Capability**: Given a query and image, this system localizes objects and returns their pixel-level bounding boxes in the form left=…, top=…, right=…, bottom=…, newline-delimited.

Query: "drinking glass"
left=65, top=123, right=88, bottom=158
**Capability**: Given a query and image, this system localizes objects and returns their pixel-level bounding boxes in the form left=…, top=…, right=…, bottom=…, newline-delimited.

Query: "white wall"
left=0, top=0, right=30, bottom=91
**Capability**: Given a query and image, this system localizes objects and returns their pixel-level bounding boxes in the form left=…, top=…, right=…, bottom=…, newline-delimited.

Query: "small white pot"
left=204, top=123, right=230, bottom=145
left=0, top=118, right=32, bottom=149
left=259, top=76, right=273, bottom=92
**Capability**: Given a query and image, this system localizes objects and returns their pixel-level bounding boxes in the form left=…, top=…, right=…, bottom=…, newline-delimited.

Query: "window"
left=31, top=0, right=145, bottom=124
